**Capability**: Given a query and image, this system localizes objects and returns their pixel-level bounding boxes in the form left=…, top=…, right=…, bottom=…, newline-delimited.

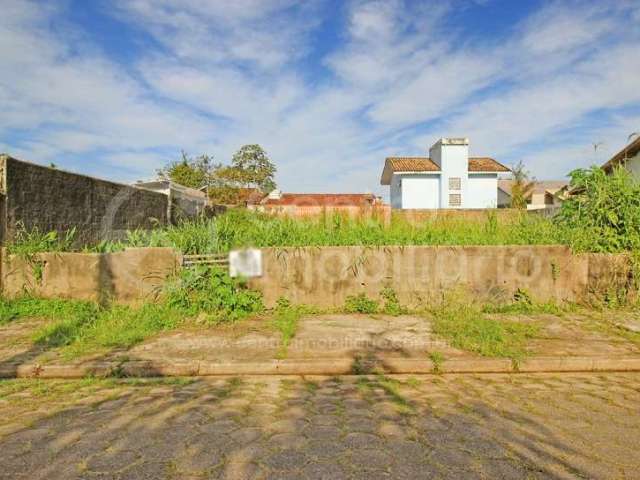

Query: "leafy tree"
left=157, top=151, right=216, bottom=189
left=555, top=166, right=640, bottom=252
left=207, top=166, right=245, bottom=205
left=230, top=144, right=277, bottom=192
left=510, top=161, right=535, bottom=209
left=157, top=145, right=277, bottom=205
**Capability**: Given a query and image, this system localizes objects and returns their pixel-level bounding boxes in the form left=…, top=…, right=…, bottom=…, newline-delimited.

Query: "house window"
left=449, top=177, right=461, bottom=190
left=449, top=193, right=461, bottom=207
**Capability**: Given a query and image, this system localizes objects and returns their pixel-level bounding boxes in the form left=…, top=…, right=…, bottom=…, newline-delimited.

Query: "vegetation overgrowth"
left=8, top=208, right=563, bottom=257
left=6, top=164, right=640, bottom=258
left=428, top=289, right=541, bottom=360
left=0, top=266, right=264, bottom=359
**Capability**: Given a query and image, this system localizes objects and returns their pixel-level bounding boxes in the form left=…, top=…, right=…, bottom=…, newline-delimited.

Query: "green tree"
left=230, top=144, right=277, bottom=192
left=157, top=152, right=216, bottom=189
left=510, top=161, right=535, bottom=209
left=207, top=166, right=244, bottom=204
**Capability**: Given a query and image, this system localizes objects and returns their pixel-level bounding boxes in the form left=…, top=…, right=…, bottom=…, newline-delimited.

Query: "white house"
left=602, top=135, right=640, bottom=178
left=380, top=137, right=510, bottom=209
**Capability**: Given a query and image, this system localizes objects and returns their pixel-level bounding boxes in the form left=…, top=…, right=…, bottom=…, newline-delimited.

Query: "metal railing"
left=182, top=253, right=229, bottom=268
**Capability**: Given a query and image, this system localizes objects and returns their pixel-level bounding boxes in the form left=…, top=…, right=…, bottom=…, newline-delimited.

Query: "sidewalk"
left=2, top=313, right=640, bottom=378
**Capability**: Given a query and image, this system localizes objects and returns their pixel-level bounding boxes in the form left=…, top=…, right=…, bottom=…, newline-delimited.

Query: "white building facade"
left=380, top=138, right=510, bottom=209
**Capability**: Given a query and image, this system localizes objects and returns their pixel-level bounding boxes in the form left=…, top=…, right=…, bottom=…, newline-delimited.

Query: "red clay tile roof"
left=602, top=136, right=640, bottom=173
left=468, top=157, right=510, bottom=172
left=387, top=157, right=440, bottom=172
left=380, top=156, right=510, bottom=184
left=262, top=193, right=377, bottom=207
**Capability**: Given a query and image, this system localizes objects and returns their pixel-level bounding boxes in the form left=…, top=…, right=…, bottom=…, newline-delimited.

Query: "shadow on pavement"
left=0, top=373, right=627, bottom=480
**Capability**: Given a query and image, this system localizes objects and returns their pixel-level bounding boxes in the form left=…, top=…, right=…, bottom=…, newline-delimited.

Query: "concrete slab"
left=1, top=312, right=640, bottom=378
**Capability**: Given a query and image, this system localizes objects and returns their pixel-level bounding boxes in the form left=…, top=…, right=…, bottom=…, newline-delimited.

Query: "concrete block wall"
left=0, top=155, right=169, bottom=245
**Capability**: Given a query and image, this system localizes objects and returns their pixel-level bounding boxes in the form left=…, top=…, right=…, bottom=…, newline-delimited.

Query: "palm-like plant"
left=510, top=161, right=536, bottom=209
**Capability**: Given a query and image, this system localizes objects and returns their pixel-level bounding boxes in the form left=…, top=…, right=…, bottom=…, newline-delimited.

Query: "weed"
left=7, top=223, right=76, bottom=258
left=304, top=380, right=319, bottom=393
left=270, top=297, right=319, bottom=357
left=428, top=289, right=540, bottom=360
left=428, top=351, right=445, bottom=373
left=483, top=290, right=574, bottom=316
left=405, top=376, right=421, bottom=388
left=344, top=293, right=379, bottom=314
left=380, top=287, right=407, bottom=316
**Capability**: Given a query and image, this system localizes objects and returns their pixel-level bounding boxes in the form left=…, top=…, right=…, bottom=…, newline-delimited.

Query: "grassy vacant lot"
left=2, top=166, right=639, bottom=362
left=9, top=165, right=640, bottom=257
left=11, top=208, right=564, bottom=256
left=1, top=281, right=626, bottom=364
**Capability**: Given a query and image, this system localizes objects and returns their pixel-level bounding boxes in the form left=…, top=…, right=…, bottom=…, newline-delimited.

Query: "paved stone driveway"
left=1, top=373, right=639, bottom=479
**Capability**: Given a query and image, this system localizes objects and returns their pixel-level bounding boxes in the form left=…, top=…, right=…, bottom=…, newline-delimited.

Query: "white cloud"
left=1, top=0, right=639, bottom=198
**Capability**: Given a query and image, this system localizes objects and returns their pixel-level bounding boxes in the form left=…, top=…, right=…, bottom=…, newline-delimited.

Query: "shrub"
left=164, top=265, right=264, bottom=323
left=555, top=166, right=640, bottom=252
left=344, top=293, right=379, bottom=314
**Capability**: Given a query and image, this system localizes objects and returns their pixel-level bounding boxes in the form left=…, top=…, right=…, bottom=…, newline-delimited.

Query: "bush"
left=164, top=265, right=264, bottom=323
left=555, top=166, right=640, bottom=252
left=344, top=293, right=379, bottom=314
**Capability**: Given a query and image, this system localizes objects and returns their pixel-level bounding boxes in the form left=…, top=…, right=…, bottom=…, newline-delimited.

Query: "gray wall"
left=0, top=155, right=168, bottom=245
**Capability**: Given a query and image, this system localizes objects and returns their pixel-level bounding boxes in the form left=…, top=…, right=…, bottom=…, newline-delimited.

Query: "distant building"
left=497, top=180, right=568, bottom=210
left=257, top=191, right=383, bottom=218
left=135, top=180, right=206, bottom=222
left=261, top=191, right=380, bottom=208
left=602, top=135, right=640, bottom=178
left=380, top=138, right=510, bottom=209
left=199, top=186, right=266, bottom=206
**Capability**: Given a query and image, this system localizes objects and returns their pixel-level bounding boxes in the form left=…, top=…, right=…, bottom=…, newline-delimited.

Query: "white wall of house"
left=399, top=174, right=440, bottom=209
left=467, top=174, right=498, bottom=208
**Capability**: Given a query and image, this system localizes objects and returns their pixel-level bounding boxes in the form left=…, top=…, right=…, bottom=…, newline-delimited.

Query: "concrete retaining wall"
left=0, top=244, right=632, bottom=308
left=250, top=246, right=629, bottom=308
left=0, top=155, right=169, bottom=245
left=1, top=247, right=181, bottom=305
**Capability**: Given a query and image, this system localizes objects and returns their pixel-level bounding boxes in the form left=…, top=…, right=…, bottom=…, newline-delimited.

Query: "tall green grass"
left=78, top=209, right=568, bottom=254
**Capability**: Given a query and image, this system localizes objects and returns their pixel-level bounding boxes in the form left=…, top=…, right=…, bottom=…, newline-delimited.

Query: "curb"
left=2, top=356, right=640, bottom=379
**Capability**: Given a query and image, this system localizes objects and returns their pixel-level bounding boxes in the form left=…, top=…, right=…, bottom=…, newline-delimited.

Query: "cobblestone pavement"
left=1, top=373, right=639, bottom=479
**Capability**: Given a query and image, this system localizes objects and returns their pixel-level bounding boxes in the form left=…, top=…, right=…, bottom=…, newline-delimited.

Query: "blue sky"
left=1, top=0, right=640, bottom=197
